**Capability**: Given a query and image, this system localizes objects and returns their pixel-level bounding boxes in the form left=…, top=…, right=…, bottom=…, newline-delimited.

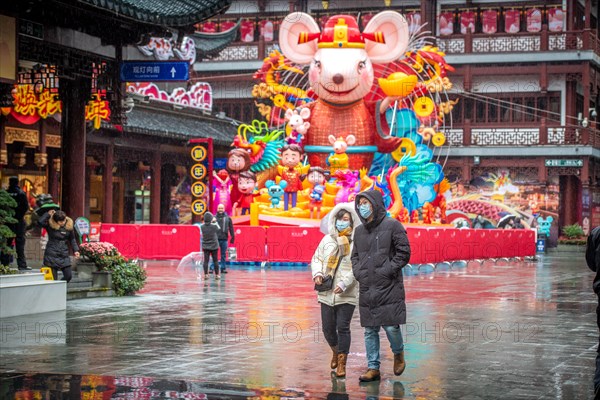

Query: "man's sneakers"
left=18, top=267, right=32, bottom=271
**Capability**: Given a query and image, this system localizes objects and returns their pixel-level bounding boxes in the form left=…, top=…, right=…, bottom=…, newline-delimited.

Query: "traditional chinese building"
left=0, top=0, right=236, bottom=225
left=196, top=0, right=600, bottom=243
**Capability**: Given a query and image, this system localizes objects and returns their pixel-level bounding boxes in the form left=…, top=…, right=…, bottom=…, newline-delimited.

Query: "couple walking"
left=311, top=191, right=411, bottom=381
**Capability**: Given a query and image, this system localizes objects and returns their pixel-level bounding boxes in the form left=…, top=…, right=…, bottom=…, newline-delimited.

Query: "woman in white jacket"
left=311, top=203, right=360, bottom=378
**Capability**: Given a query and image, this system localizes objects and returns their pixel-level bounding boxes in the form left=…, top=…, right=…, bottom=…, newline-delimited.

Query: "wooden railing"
left=445, top=121, right=600, bottom=148
left=437, top=28, right=599, bottom=56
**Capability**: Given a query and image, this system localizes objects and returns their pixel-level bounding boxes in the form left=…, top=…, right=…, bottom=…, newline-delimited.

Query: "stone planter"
left=76, top=262, right=98, bottom=279
left=92, top=271, right=113, bottom=288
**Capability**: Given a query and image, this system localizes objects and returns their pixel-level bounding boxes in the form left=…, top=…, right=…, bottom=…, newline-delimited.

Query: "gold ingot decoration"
left=432, top=132, right=446, bottom=147
left=384, top=0, right=392, bottom=6
left=34, top=152, right=48, bottom=168
left=391, top=138, right=417, bottom=162
left=322, top=0, right=329, bottom=9
left=413, top=97, right=435, bottom=117
left=13, top=152, right=27, bottom=167
left=378, top=73, right=418, bottom=97
left=53, top=157, right=61, bottom=172
left=0, top=149, right=7, bottom=165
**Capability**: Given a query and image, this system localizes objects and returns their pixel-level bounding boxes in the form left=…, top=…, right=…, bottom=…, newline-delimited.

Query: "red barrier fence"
left=266, top=226, right=322, bottom=263
left=230, top=226, right=267, bottom=261
left=101, top=224, right=535, bottom=263
left=100, top=224, right=201, bottom=260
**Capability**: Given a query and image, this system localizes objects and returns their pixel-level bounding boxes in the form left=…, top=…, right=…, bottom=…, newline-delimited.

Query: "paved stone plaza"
left=0, top=253, right=597, bottom=399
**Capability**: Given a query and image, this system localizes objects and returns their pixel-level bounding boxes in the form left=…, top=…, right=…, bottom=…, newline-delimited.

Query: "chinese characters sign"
left=2, top=84, right=110, bottom=127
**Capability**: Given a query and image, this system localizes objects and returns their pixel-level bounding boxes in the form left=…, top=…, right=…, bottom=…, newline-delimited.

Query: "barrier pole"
left=250, top=203, right=259, bottom=226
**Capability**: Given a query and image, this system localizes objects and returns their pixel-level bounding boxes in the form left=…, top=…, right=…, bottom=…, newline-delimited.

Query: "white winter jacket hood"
left=310, top=202, right=360, bottom=306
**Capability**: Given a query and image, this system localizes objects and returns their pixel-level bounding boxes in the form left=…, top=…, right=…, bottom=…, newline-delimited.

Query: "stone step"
left=0, top=272, right=45, bottom=285
left=67, top=287, right=115, bottom=300
left=67, top=279, right=94, bottom=290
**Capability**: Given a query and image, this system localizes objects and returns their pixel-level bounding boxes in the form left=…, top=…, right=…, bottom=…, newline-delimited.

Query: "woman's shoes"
left=204, top=274, right=209, bottom=279
left=215, top=275, right=221, bottom=279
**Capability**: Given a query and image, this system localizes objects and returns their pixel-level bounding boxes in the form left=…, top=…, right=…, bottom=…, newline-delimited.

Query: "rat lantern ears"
left=279, top=11, right=409, bottom=65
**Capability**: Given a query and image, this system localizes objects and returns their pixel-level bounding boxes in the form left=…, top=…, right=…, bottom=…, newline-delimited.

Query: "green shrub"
left=104, top=260, right=147, bottom=296
left=0, top=264, right=17, bottom=275
left=562, top=224, right=585, bottom=239
left=0, top=190, right=17, bottom=260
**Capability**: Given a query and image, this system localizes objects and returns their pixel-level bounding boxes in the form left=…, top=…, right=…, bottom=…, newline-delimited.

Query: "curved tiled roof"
left=104, top=106, right=238, bottom=146
left=190, top=19, right=241, bottom=59
left=80, top=0, right=232, bottom=27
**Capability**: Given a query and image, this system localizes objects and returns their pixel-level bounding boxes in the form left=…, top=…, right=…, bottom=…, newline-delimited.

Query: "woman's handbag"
left=314, top=258, right=343, bottom=292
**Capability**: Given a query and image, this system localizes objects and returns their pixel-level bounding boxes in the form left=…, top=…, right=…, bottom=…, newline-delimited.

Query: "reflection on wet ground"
left=1, top=254, right=597, bottom=399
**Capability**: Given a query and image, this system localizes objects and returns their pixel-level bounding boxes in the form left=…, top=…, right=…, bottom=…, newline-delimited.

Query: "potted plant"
left=96, top=254, right=147, bottom=296
left=558, top=224, right=587, bottom=246
left=78, top=242, right=119, bottom=279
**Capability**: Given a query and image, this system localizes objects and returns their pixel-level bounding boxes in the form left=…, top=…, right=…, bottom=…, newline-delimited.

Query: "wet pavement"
left=1, top=254, right=597, bottom=399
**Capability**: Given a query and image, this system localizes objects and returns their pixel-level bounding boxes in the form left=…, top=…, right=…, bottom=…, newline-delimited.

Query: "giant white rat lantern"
left=278, top=11, right=410, bottom=170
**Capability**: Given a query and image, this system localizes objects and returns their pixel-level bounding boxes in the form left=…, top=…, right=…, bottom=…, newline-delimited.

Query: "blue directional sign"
left=120, top=61, right=189, bottom=82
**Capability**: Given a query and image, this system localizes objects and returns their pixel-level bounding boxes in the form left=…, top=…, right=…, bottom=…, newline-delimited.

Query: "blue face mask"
left=336, top=220, right=350, bottom=231
left=359, top=203, right=372, bottom=218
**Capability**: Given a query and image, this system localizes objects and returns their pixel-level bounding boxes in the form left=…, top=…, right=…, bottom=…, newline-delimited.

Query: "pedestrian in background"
left=39, top=210, right=79, bottom=282
left=351, top=190, right=411, bottom=382
left=215, top=203, right=234, bottom=274
left=200, top=212, right=220, bottom=279
left=167, top=202, right=180, bottom=224
left=1, top=177, right=30, bottom=270
left=311, top=203, right=360, bottom=378
left=586, top=226, right=600, bottom=399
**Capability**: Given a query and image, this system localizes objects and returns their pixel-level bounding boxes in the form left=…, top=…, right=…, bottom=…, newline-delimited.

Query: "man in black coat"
left=586, top=226, right=600, bottom=398
left=215, top=204, right=235, bottom=273
left=351, top=190, right=411, bottom=382
left=1, top=177, right=30, bottom=270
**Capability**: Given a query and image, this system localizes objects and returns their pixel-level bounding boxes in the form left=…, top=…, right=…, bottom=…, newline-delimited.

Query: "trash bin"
left=536, top=238, right=546, bottom=253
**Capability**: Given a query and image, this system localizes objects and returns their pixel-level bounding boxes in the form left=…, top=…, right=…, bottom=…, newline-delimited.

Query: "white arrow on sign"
left=170, top=67, right=176, bottom=78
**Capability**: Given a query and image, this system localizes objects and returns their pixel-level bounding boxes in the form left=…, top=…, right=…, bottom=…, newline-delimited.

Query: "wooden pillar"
left=583, top=62, right=591, bottom=117
left=539, top=118, right=548, bottom=144
left=0, top=116, right=7, bottom=166
left=566, top=80, right=576, bottom=126
left=584, top=0, right=591, bottom=30
left=48, top=154, right=60, bottom=199
left=537, top=158, right=547, bottom=184
left=463, top=118, right=471, bottom=146
left=461, top=158, right=471, bottom=185
left=34, top=121, right=48, bottom=173
left=566, top=0, right=575, bottom=31
left=540, top=63, right=548, bottom=93
left=59, top=77, right=90, bottom=219
left=540, top=24, right=549, bottom=51
left=150, top=151, right=161, bottom=224
left=102, top=143, right=114, bottom=223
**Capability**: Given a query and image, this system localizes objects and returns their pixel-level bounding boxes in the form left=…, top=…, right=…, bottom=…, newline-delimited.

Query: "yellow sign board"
left=191, top=145, right=207, bottom=162
left=191, top=199, right=207, bottom=215
left=191, top=181, right=207, bottom=198
left=190, top=163, right=207, bottom=180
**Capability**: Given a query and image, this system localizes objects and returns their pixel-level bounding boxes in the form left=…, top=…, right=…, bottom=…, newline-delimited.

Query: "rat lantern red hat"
left=298, top=15, right=385, bottom=49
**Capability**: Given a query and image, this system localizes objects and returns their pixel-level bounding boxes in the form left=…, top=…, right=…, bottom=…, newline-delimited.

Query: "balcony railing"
left=437, top=28, right=599, bottom=56
left=445, top=122, right=600, bottom=149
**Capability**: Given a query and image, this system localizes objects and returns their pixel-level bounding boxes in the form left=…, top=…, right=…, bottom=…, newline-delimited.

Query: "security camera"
left=590, top=108, right=598, bottom=119
left=127, top=93, right=150, bottom=104
left=122, top=97, right=135, bottom=113
left=582, top=117, right=589, bottom=128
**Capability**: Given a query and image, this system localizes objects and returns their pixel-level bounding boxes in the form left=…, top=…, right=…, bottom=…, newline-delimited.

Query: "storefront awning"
left=107, top=107, right=237, bottom=145
left=79, top=0, right=232, bottom=27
